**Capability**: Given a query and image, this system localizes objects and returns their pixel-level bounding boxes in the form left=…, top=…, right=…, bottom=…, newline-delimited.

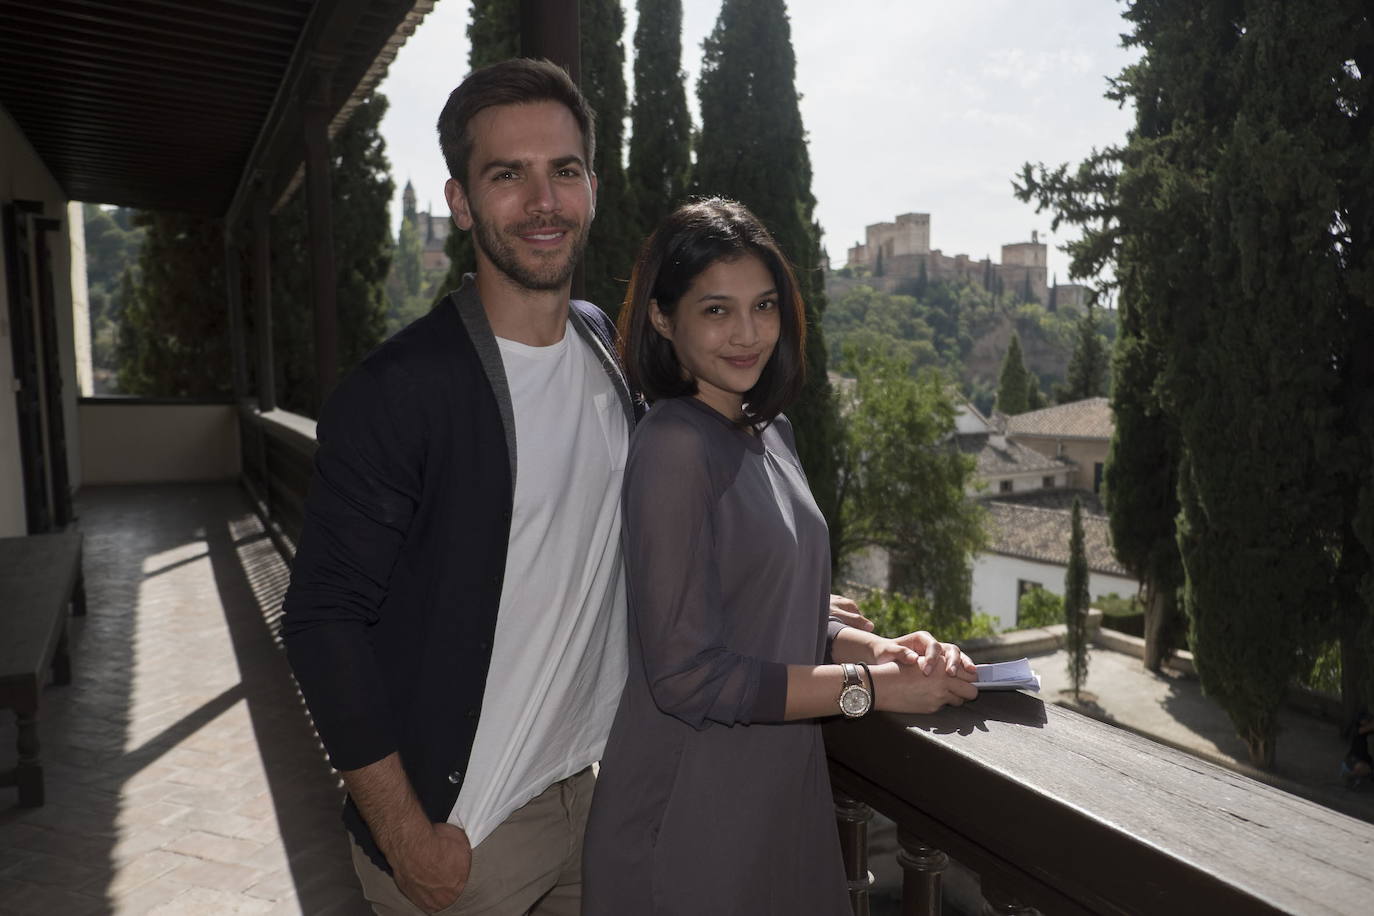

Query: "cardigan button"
left=447, top=770, right=462, bottom=784
left=466, top=708, right=479, bottom=719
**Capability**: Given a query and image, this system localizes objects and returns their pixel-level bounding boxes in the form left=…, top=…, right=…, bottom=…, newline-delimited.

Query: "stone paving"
left=0, top=484, right=369, bottom=915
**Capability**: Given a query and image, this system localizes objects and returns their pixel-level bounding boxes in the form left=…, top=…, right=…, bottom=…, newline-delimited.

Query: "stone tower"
left=402, top=179, right=417, bottom=226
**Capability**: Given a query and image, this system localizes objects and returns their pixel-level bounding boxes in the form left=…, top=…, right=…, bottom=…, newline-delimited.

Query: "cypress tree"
left=1168, top=0, right=1350, bottom=768
left=995, top=332, right=1029, bottom=415
left=1060, top=306, right=1108, bottom=402
left=1022, top=0, right=1372, bottom=765
left=1064, top=498, right=1091, bottom=699
left=628, top=0, right=692, bottom=240
left=1024, top=370, right=1046, bottom=412
left=579, top=0, right=638, bottom=317
left=694, top=0, right=841, bottom=561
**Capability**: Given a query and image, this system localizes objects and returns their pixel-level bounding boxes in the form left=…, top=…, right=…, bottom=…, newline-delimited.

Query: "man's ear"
left=649, top=300, right=672, bottom=340
left=588, top=172, right=598, bottom=223
left=445, top=177, right=474, bottom=231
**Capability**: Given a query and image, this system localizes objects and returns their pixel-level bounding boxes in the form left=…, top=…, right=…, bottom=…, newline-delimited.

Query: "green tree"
left=1016, top=586, right=1063, bottom=630
left=117, top=211, right=231, bottom=397
left=270, top=92, right=394, bottom=415
left=1019, top=0, right=1374, bottom=765
left=694, top=0, right=841, bottom=562
left=84, top=205, right=145, bottom=392
left=628, top=0, right=692, bottom=239
left=995, top=331, right=1029, bottom=415
left=1064, top=498, right=1091, bottom=698
left=580, top=0, right=638, bottom=317
left=834, top=349, right=985, bottom=617
left=1058, top=306, right=1109, bottom=402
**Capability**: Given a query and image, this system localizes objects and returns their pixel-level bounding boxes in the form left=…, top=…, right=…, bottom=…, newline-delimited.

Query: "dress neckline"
left=677, top=397, right=766, bottom=454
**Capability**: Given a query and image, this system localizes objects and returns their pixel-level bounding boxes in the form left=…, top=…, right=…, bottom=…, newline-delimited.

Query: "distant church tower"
left=402, top=179, right=417, bottom=226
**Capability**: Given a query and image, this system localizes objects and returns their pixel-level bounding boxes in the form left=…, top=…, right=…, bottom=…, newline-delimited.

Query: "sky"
left=376, top=0, right=1140, bottom=289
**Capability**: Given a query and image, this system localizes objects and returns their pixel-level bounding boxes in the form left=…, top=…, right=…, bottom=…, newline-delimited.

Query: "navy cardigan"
left=281, top=278, right=634, bottom=869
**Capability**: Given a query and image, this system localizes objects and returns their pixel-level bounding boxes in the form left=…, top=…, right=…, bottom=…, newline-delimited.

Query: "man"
left=282, top=59, right=633, bottom=915
left=283, top=57, right=919, bottom=916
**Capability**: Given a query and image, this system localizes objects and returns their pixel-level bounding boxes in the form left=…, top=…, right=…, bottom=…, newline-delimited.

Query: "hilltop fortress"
left=836, top=212, right=1089, bottom=310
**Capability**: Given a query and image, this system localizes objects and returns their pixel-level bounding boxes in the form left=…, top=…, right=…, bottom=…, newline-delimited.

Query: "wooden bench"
left=0, top=530, right=85, bottom=807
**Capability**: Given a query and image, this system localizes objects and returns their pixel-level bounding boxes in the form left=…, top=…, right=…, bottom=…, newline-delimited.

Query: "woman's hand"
left=828, top=594, right=874, bottom=631
left=871, top=660, right=979, bottom=714
left=891, top=630, right=977, bottom=678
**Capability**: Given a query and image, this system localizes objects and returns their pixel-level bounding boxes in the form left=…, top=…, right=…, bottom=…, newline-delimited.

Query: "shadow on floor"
left=0, top=483, right=368, bottom=913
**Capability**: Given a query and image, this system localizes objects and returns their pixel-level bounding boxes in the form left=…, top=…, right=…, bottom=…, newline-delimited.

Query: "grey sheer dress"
left=583, top=396, right=849, bottom=915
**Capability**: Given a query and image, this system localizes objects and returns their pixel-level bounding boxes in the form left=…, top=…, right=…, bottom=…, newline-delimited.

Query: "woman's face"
left=651, top=253, right=781, bottom=420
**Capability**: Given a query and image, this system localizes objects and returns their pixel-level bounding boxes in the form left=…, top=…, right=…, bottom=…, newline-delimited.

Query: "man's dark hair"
left=437, top=58, right=596, bottom=188
left=617, top=198, right=807, bottom=429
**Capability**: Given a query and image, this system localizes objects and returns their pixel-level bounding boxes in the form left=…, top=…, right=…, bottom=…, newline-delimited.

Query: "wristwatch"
left=838, top=663, right=872, bottom=718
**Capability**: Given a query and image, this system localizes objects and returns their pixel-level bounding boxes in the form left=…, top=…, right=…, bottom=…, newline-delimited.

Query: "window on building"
left=1042, top=476, right=1055, bottom=489
left=999, top=480, right=1013, bottom=494
left=1094, top=462, right=1105, bottom=493
left=1017, top=579, right=1042, bottom=598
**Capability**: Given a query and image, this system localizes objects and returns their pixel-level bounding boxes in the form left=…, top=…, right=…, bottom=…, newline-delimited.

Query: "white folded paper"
left=973, top=657, right=1041, bottom=692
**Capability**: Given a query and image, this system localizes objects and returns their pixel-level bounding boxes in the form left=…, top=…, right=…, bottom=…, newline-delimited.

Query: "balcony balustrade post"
left=224, top=228, right=249, bottom=402
left=303, top=56, right=340, bottom=412
left=897, top=827, right=947, bottom=916
left=980, top=887, right=1042, bottom=915
left=834, top=790, right=874, bottom=915
left=251, top=188, right=276, bottom=413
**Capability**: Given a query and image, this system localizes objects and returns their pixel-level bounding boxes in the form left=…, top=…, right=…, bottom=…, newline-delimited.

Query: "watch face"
left=840, top=684, right=871, bottom=717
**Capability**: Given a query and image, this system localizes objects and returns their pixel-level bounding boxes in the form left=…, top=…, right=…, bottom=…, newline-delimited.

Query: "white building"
left=971, top=501, right=1138, bottom=631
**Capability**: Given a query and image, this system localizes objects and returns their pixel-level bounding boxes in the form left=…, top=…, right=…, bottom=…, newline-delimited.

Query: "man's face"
left=444, top=100, right=597, bottom=292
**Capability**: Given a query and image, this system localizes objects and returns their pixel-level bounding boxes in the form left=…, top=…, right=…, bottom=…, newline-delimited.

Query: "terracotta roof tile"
left=1006, top=398, right=1114, bottom=440
left=984, top=499, right=1131, bottom=578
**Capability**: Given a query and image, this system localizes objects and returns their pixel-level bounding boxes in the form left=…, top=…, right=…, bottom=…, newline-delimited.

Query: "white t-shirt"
left=448, top=319, right=629, bottom=847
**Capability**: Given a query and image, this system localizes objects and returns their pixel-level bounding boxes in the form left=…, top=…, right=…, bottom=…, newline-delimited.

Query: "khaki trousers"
left=351, top=767, right=593, bottom=916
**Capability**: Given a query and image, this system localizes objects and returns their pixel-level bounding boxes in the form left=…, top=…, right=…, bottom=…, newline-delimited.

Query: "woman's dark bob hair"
left=617, top=198, right=807, bottom=428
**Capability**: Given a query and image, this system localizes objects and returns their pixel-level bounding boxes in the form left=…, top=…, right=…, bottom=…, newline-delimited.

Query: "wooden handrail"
left=825, top=691, right=1374, bottom=915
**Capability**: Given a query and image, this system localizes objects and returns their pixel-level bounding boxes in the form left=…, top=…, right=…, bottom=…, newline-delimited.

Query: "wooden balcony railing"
left=824, top=691, right=1373, bottom=915
left=238, top=405, right=316, bottom=555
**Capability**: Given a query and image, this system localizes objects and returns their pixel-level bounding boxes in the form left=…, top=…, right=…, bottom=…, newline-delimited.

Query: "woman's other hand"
left=828, top=594, right=874, bottom=631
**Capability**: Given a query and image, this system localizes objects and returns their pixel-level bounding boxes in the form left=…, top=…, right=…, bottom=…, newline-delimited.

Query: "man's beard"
left=471, top=206, right=589, bottom=292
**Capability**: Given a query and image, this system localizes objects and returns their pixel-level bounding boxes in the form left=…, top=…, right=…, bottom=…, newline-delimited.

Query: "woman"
left=583, top=199, right=979, bottom=914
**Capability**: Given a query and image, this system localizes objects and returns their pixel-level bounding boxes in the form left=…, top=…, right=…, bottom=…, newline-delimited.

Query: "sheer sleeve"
left=622, top=409, right=788, bottom=729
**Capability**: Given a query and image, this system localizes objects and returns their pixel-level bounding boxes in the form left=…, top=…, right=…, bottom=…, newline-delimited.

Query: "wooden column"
left=251, top=190, right=276, bottom=413
left=835, top=791, right=874, bottom=916
left=898, top=828, right=947, bottom=916
left=224, top=227, right=249, bottom=402
left=303, top=57, right=339, bottom=411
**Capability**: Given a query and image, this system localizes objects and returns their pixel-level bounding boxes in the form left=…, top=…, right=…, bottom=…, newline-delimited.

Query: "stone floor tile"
left=108, top=875, right=195, bottom=914
left=243, top=866, right=295, bottom=901
left=163, top=829, right=265, bottom=865
left=1, top=849, right=103, bottom=888
left=100, top=849, right=198, bottom=898
left=165, top=857, right=263, bottom=894
left=0, top=877, right=106, bottom=916
left=146, top=885, right=277, bottom=914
